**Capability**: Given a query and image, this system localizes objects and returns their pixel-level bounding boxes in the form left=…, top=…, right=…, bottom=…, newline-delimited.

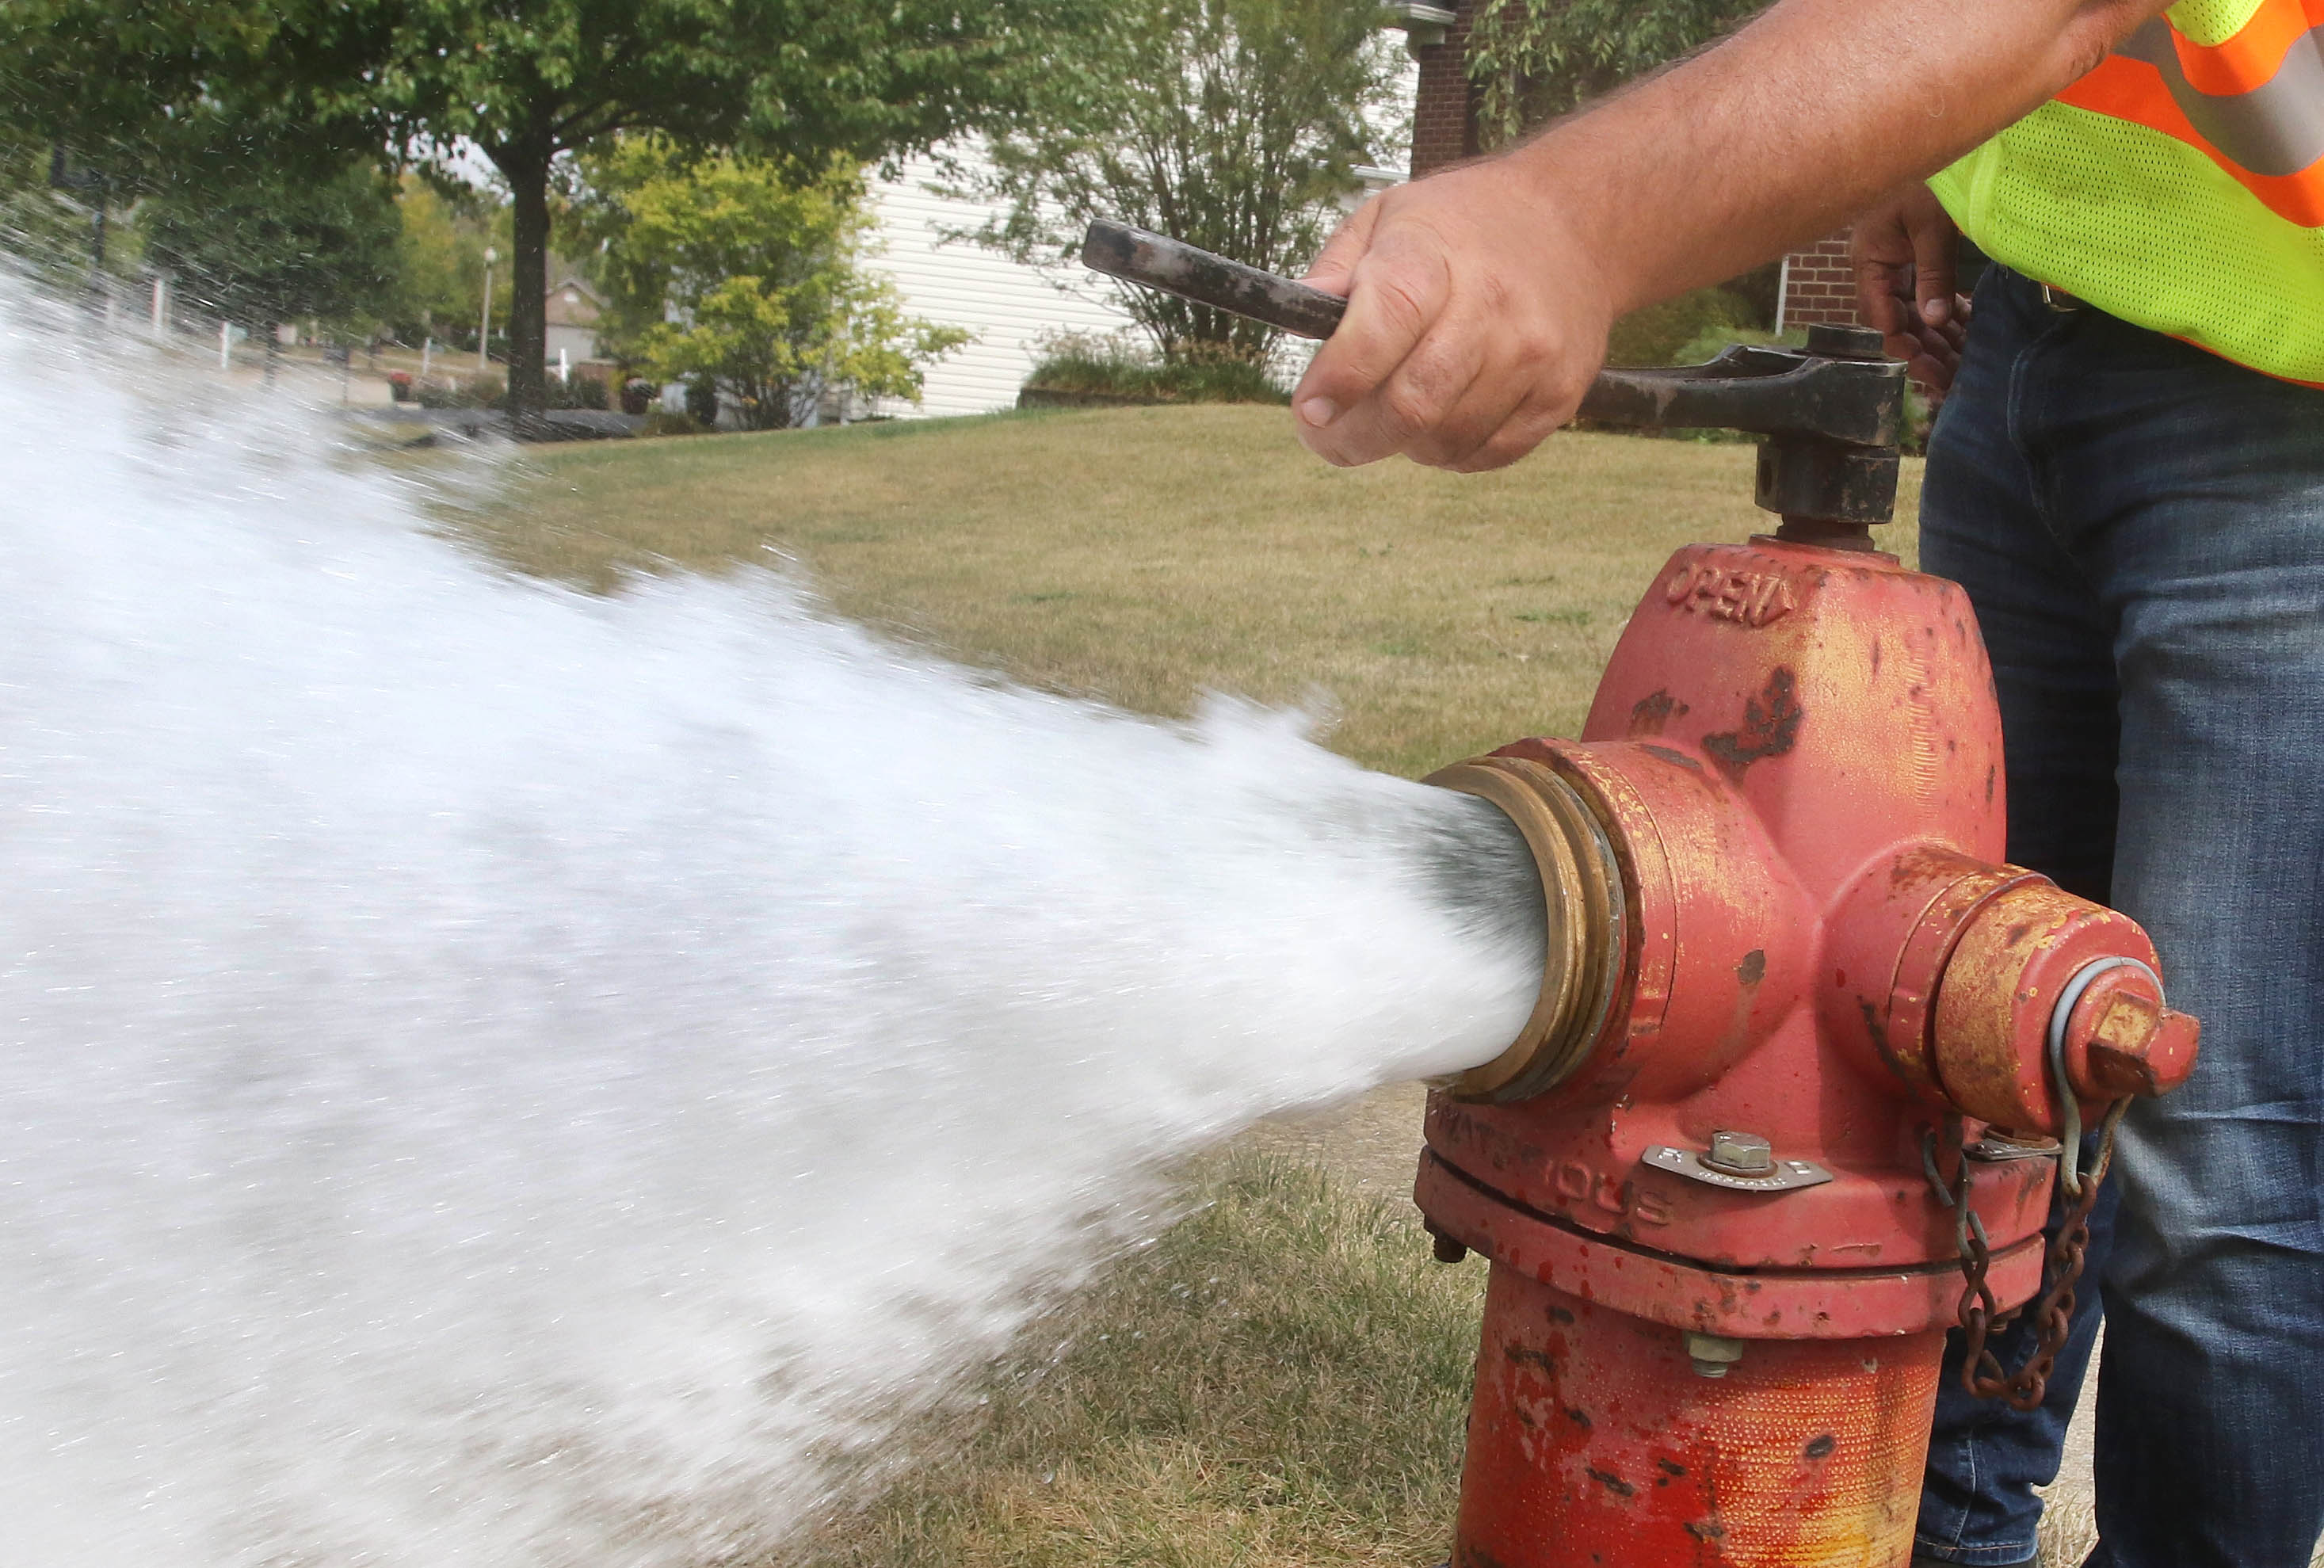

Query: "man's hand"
left=1853, top=183, right=1970, bottom=395
left=1291, top=162, right=1617, bottom=473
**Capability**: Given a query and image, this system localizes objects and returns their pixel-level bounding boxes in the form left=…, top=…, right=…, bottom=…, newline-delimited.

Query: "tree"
left=567, top=139, right=967, bottom=428
left=0, top=0, right=1101, bottom=420
left=141, top=155, right=404, bottom=341
left=389, top=177, right=509, bottom=352
left=0, top=125, right=133, bottom=288
left=343, top=0, right=1102, bottom=422
left=956, top=0, right=1405, bottom=366
left=1466, top=0, right=1768, bottom=150
left=0, top=3, right=391, bottom=201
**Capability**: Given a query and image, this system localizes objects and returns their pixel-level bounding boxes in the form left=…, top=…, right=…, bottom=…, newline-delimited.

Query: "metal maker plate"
left=1642, top=1145, right=1835, bottom=1193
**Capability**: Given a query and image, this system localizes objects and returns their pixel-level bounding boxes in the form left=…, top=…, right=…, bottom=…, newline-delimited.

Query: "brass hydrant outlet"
left=1423, top=756, right=1628, bottom=1104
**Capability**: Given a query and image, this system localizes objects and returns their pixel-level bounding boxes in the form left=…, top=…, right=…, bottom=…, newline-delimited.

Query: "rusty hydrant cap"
left=1930, top=882, right=2200, bottom=1135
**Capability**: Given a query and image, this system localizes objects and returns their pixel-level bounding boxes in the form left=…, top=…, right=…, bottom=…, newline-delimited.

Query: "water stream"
left=0, top=295, right=1540, bottom=1566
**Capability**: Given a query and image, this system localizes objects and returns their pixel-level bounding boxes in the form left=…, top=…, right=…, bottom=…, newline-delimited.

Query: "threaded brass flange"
left=1424, top=755, right=1628, bottom=1101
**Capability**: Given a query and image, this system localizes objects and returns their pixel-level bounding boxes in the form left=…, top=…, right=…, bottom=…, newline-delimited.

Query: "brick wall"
left=1778, top=231, right=1864, bottom=330
left=1410, top=1, right=1486, bottom=175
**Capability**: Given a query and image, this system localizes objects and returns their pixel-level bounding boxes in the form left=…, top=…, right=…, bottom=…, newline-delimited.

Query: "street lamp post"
left=479, top=246, right=498, bottom=372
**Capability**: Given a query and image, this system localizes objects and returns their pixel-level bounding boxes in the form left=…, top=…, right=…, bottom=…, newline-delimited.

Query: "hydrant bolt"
left=1685, top=1332, right=1746, bottom=1379
left=1704, top=1129, right=1776, bottom=1177
left=1427, top=1223, right=1469, bottom=1265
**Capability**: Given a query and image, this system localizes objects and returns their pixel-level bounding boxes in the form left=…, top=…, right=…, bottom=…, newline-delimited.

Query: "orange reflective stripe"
left=2169, top=0, right=2324, bottom=95
left=2058, top=54, right=2324, bottom=223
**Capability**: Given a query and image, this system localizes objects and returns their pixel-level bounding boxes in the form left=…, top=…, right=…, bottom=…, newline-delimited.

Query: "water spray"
left=1089, top=223, right=2200, bottom=1568
left=0, top=303, right=1549, bottom=1567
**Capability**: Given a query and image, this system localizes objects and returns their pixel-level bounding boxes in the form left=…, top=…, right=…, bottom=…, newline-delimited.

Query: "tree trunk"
left=498, top=145, right=553, bottom=428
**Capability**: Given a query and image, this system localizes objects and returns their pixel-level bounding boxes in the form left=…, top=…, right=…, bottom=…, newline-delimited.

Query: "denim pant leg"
left=1922, top=266, right=2324, bottom=1568
left=1913, top=271, right=2121, bottom=1567
left=2065, top=331, right=2324, bottom=1568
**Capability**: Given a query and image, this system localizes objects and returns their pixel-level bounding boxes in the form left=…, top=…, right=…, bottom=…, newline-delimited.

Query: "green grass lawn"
left=462, top=406, right=1926, bottom=1567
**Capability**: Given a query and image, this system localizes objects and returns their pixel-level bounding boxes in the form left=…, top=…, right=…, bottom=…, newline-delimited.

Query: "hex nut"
left=1685, top=1332, right=1746, bottom=1378
left=1704, top=1129, right=1776, bottom=1177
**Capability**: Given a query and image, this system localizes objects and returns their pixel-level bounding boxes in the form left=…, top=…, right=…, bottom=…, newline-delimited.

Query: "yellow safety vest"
left=1930, top=1, right=2324, bottom=386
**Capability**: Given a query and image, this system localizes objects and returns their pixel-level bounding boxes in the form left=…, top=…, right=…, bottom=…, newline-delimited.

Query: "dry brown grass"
left=475, top=406, right=1921, bottom=779
left=788, top=1156, right=1490, bottom=1568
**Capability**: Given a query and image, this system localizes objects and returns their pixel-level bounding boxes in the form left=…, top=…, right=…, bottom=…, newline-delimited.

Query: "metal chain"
left=1947, top=1098, right=2131, bottom=1412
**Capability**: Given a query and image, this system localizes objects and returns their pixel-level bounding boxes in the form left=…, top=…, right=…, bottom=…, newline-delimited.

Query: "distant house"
left=544, top=277, right=608, bottom=367
left=857, top=48, right=1418, bottom=419
left=858, top=149, right=1140, bottom=419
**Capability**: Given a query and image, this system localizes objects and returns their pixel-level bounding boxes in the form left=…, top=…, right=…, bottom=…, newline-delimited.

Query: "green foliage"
left=0, top=0, right=1102, bottom=414
left=1467, top=0, right=1768, bottom=149
left=642, top=409, right=707, bottom=437
left=548, top=370, right=611, bottom=410
left=567, top=139, right=967, bottom=430
left=389, top=177, right=509, bottom=348
left=683, top=376, right=722, bottom=427
left=1604, top=284, right=1757, bottom=367
left=142, top=155, right=403, bottom=332
left=349, top=0, right=1100, bottom=416
left=1025, top=331, right=1288, bottom=403
left=0, top=3, right=383, bottom=199
left=1669, top=319, right=1805, bottom=368
left=0, top=126, right=135, bottom=286
left=953, top=0, right=1404, bottom=364
left=415, top=372, right=506, bottom=409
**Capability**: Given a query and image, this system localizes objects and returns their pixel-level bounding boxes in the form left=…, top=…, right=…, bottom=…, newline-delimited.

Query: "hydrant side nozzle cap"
left=1422, top=756, right=1628, bottom=1103
left=1931, top=885, right=2198, bottom=1132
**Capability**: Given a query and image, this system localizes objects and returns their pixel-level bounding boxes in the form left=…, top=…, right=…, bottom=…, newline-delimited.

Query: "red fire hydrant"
left=1066, top=230, right=2204, bottom=1568
left=1418, top=529, right=2199, bottom=1565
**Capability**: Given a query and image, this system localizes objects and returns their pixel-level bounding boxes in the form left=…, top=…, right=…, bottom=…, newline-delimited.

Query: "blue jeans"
left=1911, top=265, right=2324, bottom=1567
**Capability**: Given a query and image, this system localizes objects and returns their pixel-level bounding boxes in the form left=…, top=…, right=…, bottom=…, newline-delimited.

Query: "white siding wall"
left=861, top=147, right=1139, bottom=418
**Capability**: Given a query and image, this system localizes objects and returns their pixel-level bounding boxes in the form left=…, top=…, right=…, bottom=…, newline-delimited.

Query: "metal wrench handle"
left=1077, top=217, right=1906, bottom=527
left=1082, top=219, right=1349, bottom=340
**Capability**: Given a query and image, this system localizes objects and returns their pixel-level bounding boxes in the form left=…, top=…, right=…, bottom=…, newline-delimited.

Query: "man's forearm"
left=1288, top=0, right=2173, bottom=470
left=1504, top=0, right=2168, bottom=315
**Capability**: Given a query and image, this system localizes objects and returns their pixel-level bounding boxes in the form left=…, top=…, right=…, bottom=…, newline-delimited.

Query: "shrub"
left=1605, top=284, right=1757, bottom=368
left=641, top=410, right=704, bottom=437
left=1023, top=331, right=1288, bottom=405
left=1669, top=322, right=1807, bottom=368
left=414, top=372, right=506, bottom=410
left=546, top=371, right=609, bottom=411
left=683, top=375, right=721, bottom=427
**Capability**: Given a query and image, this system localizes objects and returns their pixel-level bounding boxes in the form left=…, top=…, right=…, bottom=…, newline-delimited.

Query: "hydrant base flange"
left=1417, top=1149, right=2043, bottom=1340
